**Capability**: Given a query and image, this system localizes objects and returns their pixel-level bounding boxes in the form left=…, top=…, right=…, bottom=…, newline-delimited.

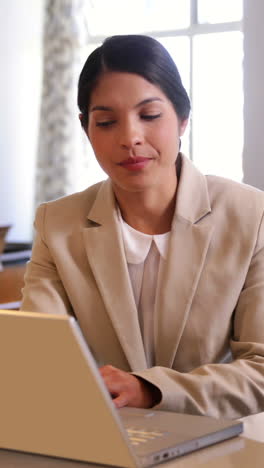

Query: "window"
left=79, top=0, right=243, bottom=188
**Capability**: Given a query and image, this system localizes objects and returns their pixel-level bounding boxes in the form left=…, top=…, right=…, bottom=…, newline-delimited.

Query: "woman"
left=21, top=35, right=264, bottom=418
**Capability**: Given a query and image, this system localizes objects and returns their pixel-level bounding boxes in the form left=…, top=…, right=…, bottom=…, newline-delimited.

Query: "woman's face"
left=86, top=72, right=188, bottom=196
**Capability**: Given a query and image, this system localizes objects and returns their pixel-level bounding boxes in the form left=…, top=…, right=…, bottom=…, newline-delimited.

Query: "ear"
left=179, top=118, right=189, bottom=136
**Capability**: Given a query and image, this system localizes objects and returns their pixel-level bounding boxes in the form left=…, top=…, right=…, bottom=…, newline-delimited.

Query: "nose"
left=118, top=118, right=143, bottom=149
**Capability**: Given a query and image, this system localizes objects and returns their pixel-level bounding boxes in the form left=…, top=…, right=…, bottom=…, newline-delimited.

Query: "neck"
left=113, top=181, right=177, bottom=235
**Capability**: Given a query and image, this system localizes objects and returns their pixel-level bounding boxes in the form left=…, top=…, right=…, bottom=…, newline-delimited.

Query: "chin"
left=112, top=175, right=149, bottom=190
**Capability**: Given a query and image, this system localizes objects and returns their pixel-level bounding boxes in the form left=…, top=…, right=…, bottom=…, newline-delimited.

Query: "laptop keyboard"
left=126, top=427, right=165, bottom=446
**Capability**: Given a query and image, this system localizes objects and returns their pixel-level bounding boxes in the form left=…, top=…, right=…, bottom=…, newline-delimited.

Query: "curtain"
left=35, top=0, right=89, bottom=206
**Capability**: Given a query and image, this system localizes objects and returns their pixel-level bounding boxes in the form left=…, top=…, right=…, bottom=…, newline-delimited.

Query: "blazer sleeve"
left=133, top=211, right=264, bottom=419
left=21, top=204, right=73, bottom=315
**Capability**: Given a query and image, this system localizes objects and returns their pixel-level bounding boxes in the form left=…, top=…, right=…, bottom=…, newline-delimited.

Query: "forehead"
left=89, top=71, right=168, bottom=108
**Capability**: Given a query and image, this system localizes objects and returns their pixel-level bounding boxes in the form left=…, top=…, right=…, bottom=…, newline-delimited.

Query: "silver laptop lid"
left=0, top=310, right=138, bottom=468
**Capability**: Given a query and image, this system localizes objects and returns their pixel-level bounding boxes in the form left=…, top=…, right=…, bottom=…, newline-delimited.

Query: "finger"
left=99, top=365, right=115, bottom=377
left=113, top=392, right=129, bottom=409
left=100, top=373, right=120, bottom=390
left=100, top=373, right=124, bottom=398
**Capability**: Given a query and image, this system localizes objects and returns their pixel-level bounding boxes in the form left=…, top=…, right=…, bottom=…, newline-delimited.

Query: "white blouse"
left=119, top=213, right=170, bottom=367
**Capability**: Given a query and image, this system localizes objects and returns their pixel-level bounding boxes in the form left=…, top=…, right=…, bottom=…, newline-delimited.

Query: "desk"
left=0, top=412, right=263, bottom=468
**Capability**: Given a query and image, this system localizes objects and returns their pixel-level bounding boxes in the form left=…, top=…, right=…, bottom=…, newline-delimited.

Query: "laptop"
left=0, top=310, right=243, bottom=467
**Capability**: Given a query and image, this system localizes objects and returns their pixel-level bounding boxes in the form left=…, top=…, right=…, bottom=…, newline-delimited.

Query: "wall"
left=0, top=0, right=43, bottom=241
left=243, top=0, right=264, bottom=190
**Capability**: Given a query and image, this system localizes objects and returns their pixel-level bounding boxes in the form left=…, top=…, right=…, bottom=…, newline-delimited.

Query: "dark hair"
left=78, top=34, right=191, bottom=129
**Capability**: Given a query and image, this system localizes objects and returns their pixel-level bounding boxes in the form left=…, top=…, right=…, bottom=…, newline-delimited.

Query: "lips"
left=118, top=156, right=152, bottom=171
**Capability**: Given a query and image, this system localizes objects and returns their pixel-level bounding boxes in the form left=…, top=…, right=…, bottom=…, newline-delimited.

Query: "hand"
left=99, top=365, right=160, bottom=409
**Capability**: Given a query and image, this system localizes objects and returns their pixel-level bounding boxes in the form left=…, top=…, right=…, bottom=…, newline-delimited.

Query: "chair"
left=0, top=265, right=26, bottom=310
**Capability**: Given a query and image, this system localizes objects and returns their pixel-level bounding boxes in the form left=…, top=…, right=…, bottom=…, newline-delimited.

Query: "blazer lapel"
left=155, top=155, right=214, bottom=367
left=83, top=180, right=147, bottom=371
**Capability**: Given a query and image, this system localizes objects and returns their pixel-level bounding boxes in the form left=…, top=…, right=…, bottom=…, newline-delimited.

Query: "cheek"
left=89, top=130, right=109, bottom=154
left=152, top=124, right=179, bottom=149
left=88, top=134, right=114, bottom=172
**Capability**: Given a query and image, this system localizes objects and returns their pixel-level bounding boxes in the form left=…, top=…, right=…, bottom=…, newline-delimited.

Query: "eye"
left=96, top=120, right=116, bottom=127
left=141, top=113, right=162, bottom=121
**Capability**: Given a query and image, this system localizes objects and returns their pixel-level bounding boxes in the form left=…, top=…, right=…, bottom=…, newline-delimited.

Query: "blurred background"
left=0, top=0, right=263, bottom=242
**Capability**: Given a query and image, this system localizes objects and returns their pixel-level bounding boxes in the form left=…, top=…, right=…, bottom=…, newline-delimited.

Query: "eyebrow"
left=90, top=97, right=163, bottom=112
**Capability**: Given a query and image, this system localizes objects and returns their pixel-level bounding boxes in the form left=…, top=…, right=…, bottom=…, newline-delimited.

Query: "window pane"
left=159, top=37, right=190, bottom=156
left=192, top=31, right=243, bottom=181
left=198, top=0, right=243, bottom=24
left=86, top=0, right=190, bottom=36
left=142, top=0, right=190, bottom=31
left=159, top=37, right=190, bottom=93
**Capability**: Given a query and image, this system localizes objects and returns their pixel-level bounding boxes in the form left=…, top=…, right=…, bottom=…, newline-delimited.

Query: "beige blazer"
left=21, top=155, right=264, bottom=418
